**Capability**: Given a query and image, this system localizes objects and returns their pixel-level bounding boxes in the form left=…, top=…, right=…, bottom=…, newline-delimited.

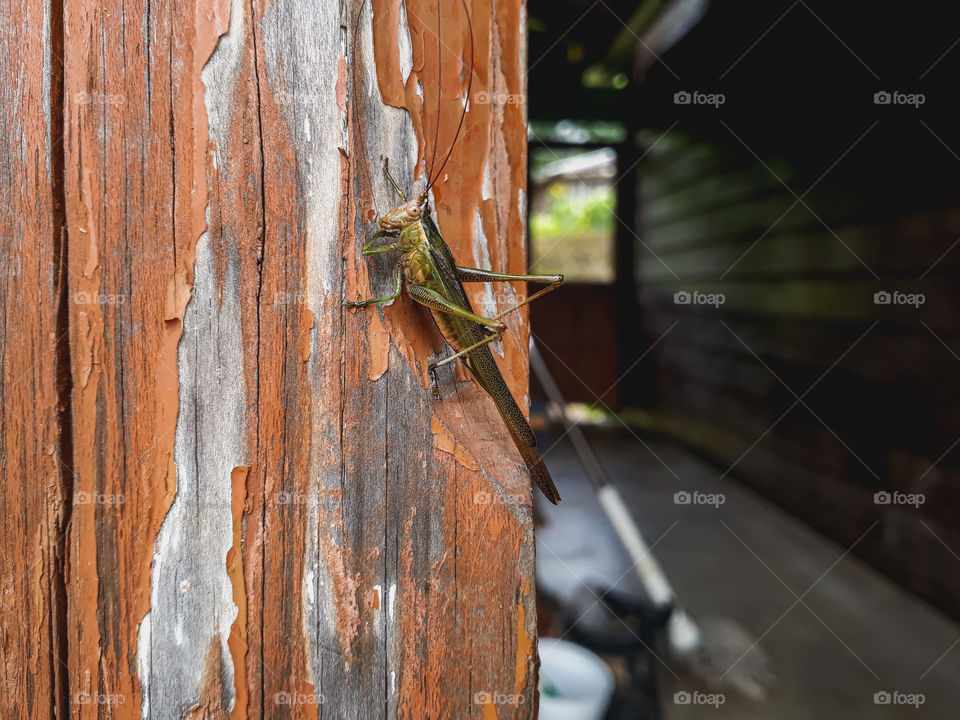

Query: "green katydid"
left=344, top=1, right=564, bottom=503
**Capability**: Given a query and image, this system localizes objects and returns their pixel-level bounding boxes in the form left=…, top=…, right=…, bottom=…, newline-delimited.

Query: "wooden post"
left=2, top=0, right=538, bottom=717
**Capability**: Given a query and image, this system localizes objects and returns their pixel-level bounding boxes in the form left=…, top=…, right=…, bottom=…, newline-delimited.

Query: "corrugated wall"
left=636, top=129, right=960, bottom=618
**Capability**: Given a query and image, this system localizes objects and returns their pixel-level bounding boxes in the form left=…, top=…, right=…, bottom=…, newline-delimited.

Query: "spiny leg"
left=406, top=284, right=507, bottom=371
left=455, top=267, right=563, bottom=284
left=407, top=285, right=506, bottom=331
left=430, top=325, right=505, bottom=370
left=454, top=266, right=564, bottom=319
left=344, top=263, right=403, bottom=307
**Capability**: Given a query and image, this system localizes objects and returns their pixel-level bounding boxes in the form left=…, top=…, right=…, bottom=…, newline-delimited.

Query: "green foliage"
left=530, top=183, right=615, bottom=237
left=530, top=182, right=616, bottom=283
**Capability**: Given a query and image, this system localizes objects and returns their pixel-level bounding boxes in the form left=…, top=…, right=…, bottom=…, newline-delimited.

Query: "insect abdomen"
left=431, top=310, right=468, bottom=352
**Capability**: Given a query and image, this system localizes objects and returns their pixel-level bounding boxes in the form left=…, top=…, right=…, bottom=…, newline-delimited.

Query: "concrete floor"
left=535, top=428, right=960, bottom=719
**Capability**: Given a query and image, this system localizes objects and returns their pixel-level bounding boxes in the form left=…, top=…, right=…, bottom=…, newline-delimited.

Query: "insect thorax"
left=398, top=221, right=427, bottom=250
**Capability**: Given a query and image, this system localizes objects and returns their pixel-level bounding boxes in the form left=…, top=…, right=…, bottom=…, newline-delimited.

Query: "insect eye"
left=410, top=206, right=421, bottom=216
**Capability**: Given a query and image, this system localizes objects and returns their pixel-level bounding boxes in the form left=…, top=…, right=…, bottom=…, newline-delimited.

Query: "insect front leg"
left=455, top=266, right=564, bottom=319
left=360, top=229, right=400, bottom=256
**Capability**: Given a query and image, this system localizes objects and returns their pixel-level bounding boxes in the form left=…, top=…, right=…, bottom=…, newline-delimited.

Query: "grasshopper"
left=345, top=1, right=564, bottom=503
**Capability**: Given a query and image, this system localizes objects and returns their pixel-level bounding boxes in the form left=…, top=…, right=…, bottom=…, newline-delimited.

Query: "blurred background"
left=524, top=1, right=960, bottom=718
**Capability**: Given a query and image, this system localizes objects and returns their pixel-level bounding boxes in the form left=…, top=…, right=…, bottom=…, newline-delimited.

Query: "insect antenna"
left=419, top=0, right=474, bottom=204
left=423, top=0, right=442, bottom=196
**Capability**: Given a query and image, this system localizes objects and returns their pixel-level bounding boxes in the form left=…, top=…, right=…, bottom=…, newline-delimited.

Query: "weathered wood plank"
left=60, top=0, right=229, bottom=716
left=315, top=2, right=538, bottom=717
left=0, top=0, right=67, bottom=717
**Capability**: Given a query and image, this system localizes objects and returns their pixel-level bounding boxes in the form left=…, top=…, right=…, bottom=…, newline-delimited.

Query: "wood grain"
left=3, top=0, right=537, bottom=717
left=0, top=0, right=68, bottom=716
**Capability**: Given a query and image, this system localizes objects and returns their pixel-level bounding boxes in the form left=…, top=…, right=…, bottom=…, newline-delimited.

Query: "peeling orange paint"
left=299, top=306, right=315, bottom=363
left=336, top=56, right=349, bottom=112
left=372, top=0, right=427, bottom=178
left=367, top=308, right=391, bottom=381
left=162, top=453, right=178, bottom=508
left=431, top=415, right=456, bottom=454
left=76, top=312, right=94, bottom=389
left=228, top=466, right=250, bottom=720
left=431, top=416, right=480, bottom=470
left=393, top=477, right=531, bottom=717
left=514, top=577, right=533, bottom=697
left=165, top=269, right=193, bottom=321
left=481, top=701, right=501, bottom=720
left=455, top=443, right=481, bottom=471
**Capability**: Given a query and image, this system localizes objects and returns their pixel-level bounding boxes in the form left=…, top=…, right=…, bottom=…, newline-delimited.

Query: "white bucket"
left=538, top=638, right=615, bottom=720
